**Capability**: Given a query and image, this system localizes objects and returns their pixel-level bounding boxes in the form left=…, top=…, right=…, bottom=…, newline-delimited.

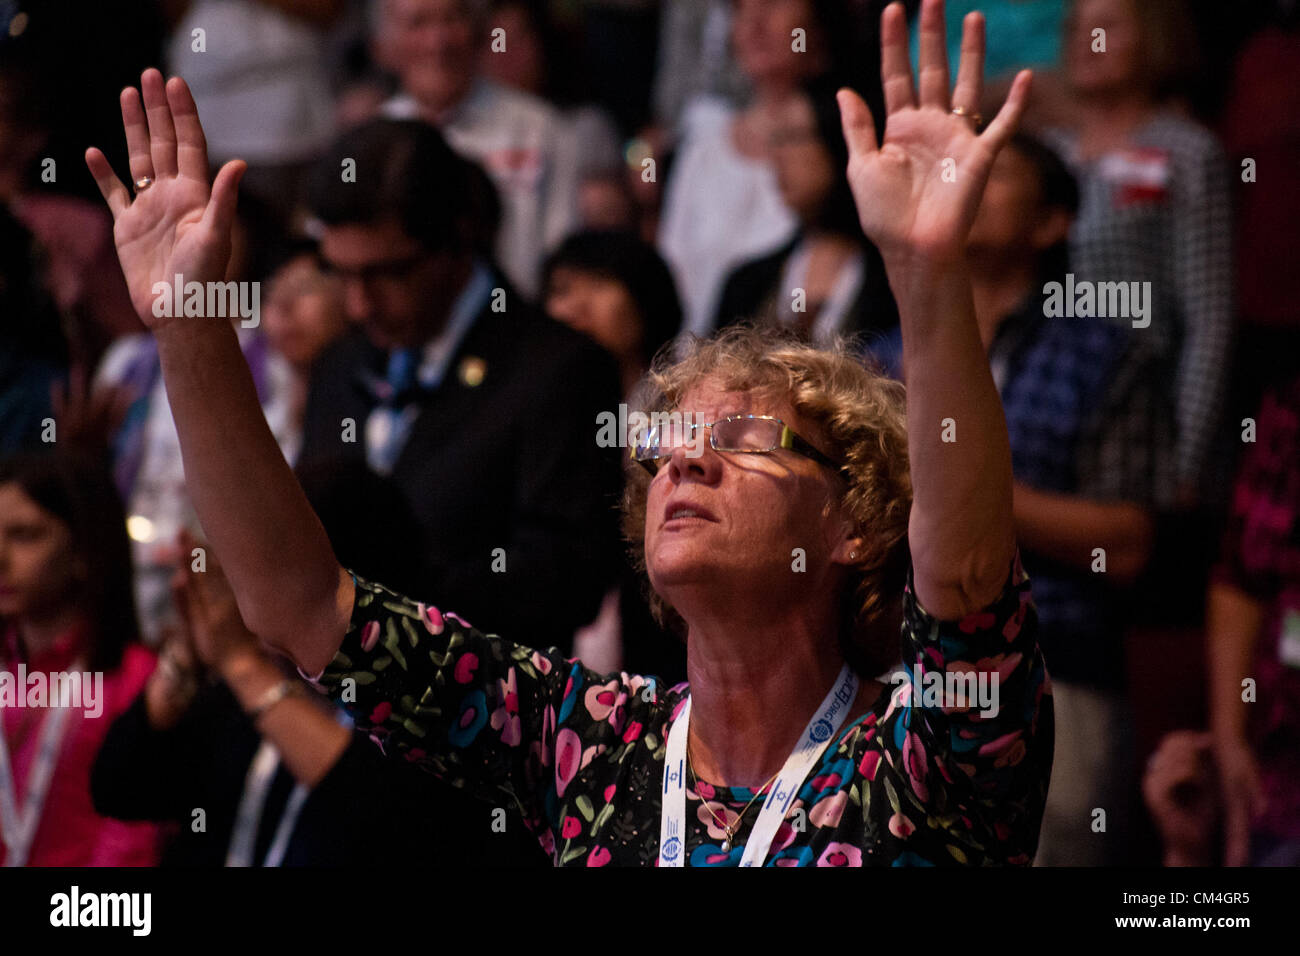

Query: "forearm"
left=892, top=260, right=1016, bottom=616
left=154, top=319, right=345, bottom=657
left=1206, top=581, right=1265, bottom=740
left=1012, top=482, right=1154, bottom=585
left=220, top=652, right=350, bottom=788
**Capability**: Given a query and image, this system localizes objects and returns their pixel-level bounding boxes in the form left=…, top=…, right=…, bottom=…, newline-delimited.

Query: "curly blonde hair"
left=622, top=325, right=913, bottom=677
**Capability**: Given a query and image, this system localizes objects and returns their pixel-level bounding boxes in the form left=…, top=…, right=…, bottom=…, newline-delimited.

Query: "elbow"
left=914, top=535, right=1019, bottom=621
left=245, top=566, right=353, bottom=677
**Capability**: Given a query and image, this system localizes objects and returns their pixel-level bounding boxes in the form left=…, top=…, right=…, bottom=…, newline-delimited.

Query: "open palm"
left=85, top=69, right=245, bottom=328
left=838, top=0, right=1031, bottom=265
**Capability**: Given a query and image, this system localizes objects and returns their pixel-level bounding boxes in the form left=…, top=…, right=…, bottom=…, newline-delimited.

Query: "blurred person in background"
left=713, top=76, right=898, bottom=345
left=0, top=450, right=160, bottom=866
left=259, top=242, right=349, bottom=464
left=374, top=0, right=582, bottom=295
left=543, top=230, right=682, bottom=398
left=658, top=0, right=848, bottom=339
left=541, top=229, right=688, bottom=683
left=1046, top=0, right=1234, bottom=514
left=92, top=462, right=547, bottom=866
left=1045, top=0, right=1238, bottom=838
left=479, top=0, right=648, bottom=237
left=164, top=0, right=343, bottom=220
left=296, top=118, right=623, bottom=657
left=1204, top=373, right=1300, bottom=867
left=481, top=0, right=623, bottom=182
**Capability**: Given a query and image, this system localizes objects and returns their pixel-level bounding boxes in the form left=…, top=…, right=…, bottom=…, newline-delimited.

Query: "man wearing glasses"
left=296, top=118, right=623, bottom=662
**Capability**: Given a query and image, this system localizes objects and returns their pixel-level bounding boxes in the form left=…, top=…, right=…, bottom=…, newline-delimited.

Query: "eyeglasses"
left=316, top=252, right=430, bottom=286
left=630, top=414, right=842, bottom=475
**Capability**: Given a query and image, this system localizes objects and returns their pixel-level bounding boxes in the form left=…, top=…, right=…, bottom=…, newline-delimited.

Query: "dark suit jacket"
left=299, top=277, right=624, bottom=655
left=713, top=233, right=900, bottom=341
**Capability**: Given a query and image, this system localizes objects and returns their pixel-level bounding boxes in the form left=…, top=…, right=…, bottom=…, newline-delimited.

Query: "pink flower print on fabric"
left=415, top=603, right=444, bottom=634
left=490, top=667, right=523, bottom=745
left=809, top=790, right=849, bottom=829
left=584, top=680, right=620, bottom=722
left=360, top=620, right=381, bottom=652
left=453, top=652, right=479, bottom=684
left=555, top=728, right=582, bottom=797
left=817, top=842, right=863, bottom=866
left=902, top=730, right=929, bottom=802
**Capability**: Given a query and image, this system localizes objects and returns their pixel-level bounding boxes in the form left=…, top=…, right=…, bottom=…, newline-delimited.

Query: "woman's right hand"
left=84, top=69, right=245, bottom=329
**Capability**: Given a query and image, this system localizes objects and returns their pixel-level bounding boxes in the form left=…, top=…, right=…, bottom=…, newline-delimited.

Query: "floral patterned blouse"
left=311, top=547, right=1053, bottom=866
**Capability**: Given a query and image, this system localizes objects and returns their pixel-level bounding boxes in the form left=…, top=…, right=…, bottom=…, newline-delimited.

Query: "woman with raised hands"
left=86, top=0, right=1051, bottom=866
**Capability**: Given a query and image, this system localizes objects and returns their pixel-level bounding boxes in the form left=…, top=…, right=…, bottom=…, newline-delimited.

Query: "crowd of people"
left=0, top=0, right=1296, bottom=867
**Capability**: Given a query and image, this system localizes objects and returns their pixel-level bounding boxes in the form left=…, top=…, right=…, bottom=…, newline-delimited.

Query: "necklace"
left=686, top=739, right=781, bottom=853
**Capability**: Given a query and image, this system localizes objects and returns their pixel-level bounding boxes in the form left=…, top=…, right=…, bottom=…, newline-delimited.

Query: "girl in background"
left=0, top=450, right=159, bottom=865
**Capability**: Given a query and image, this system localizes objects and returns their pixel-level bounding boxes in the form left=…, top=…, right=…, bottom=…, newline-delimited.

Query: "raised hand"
left=172, top=528, right=263, bottom=674
left=837, top=0, right=1031, bottom=265
left=85, top=69, right=245, bottom=328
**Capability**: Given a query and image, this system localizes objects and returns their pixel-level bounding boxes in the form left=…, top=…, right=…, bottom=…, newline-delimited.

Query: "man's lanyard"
left=226, top=740, right=309, bottom=868
left=659, top=663, right=859, bottom=867
left=0, top=660, right=83, bottom=867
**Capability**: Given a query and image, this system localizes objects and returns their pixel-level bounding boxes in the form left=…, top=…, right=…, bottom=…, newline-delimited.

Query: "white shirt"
left=657, top=96, right=798, bottom=338
left=165, top=0, right=334, bottom=164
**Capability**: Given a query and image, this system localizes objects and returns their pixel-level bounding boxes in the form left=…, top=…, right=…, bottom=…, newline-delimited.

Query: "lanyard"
left=659, top=663, right=859, bottom=868
left=0, top=660, right=82, bottom=867
left=226, top=740, right=309, bottom=868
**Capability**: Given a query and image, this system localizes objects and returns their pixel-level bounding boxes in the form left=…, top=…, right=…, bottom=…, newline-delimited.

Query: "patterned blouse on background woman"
left=308, top=548, right=1052, bottom=867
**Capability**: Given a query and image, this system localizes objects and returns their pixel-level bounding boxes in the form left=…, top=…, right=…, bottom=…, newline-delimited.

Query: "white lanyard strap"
left=229, top=713, right=340, bottom=867
left=659, top=663, right=859, bottom=868
left=226, top=740, right=310, bottom=868
left=227, top=740, right=280, bottom=867
left=262, top=781, right=309, bottom=868
left=0, top=661, right=82, bottom=867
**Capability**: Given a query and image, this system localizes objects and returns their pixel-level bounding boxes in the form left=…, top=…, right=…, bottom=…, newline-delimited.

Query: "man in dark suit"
left=297, top=119, right=623, bottom=659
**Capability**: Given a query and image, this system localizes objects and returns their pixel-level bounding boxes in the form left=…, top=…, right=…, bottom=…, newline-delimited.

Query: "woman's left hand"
left=838, top=0, right=1032, bottom=267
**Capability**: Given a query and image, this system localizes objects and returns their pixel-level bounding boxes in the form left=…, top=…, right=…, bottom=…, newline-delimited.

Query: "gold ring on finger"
left=950, top=106, right=982, bottom=127
left=134, top=176, right=154, bottom=192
